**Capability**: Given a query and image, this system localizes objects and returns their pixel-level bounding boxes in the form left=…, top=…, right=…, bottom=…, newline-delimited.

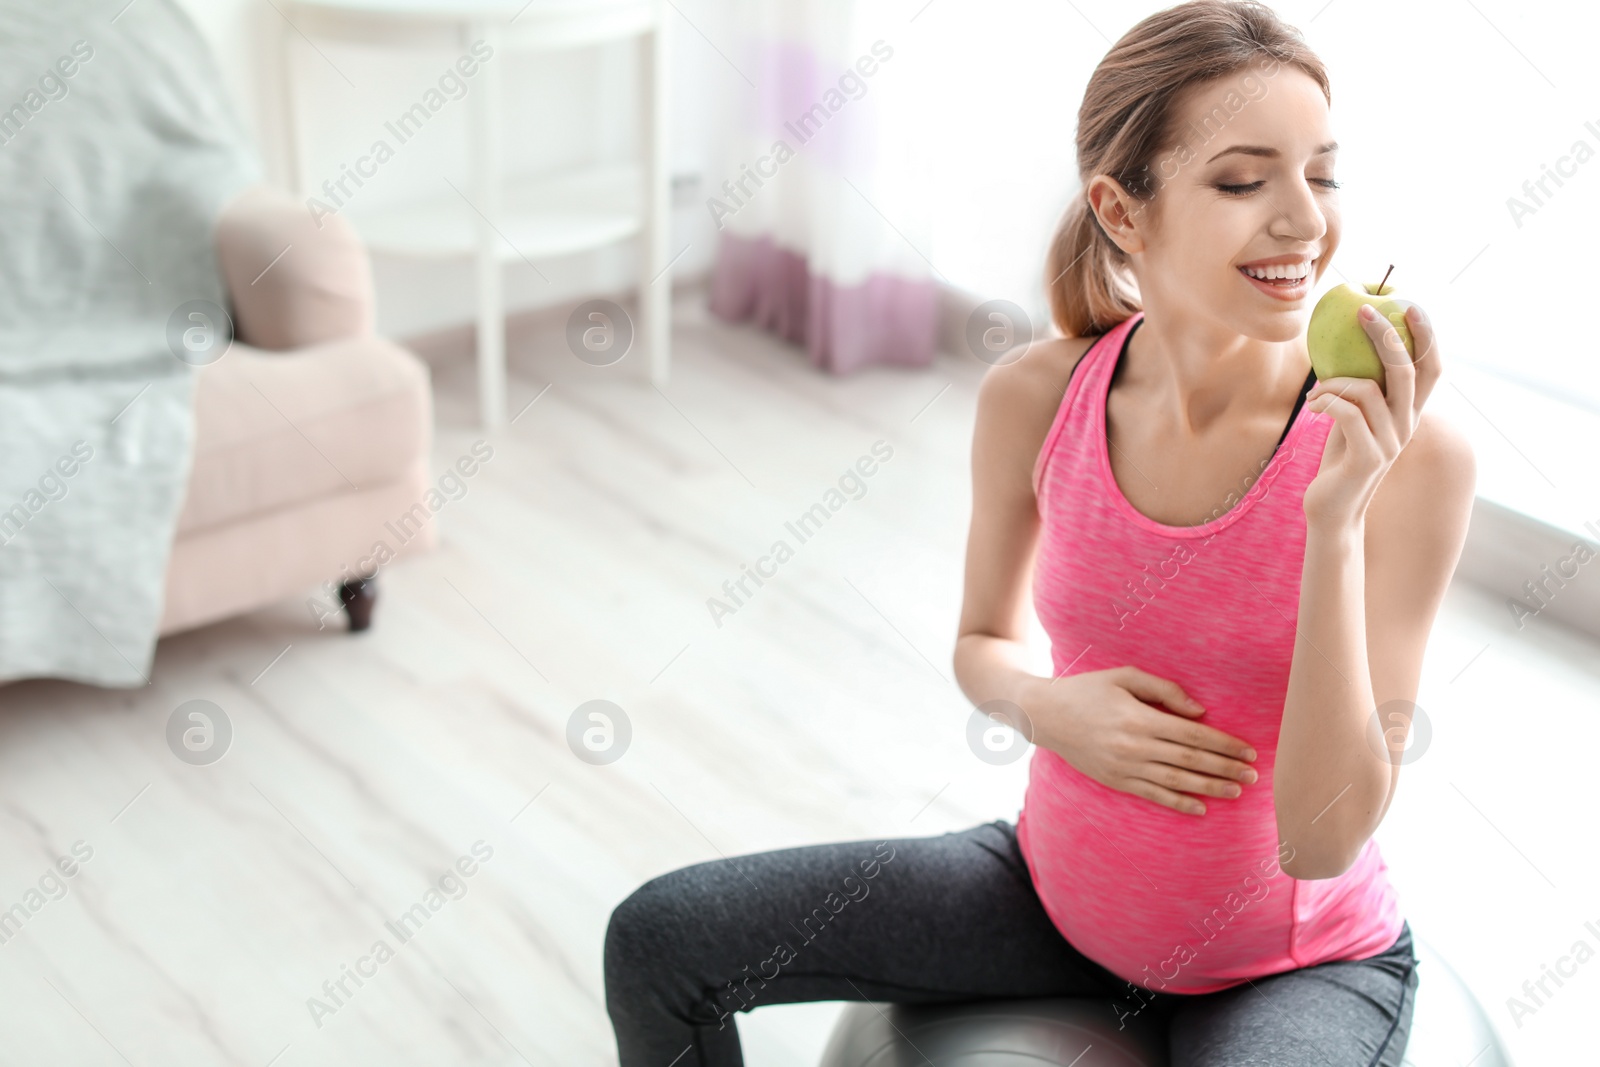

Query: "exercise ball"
left=817, top=935, right=1513, bottom=1067
left=817, top=995, right=1164, bottom=1067
left=1402, top=936, right=1513, bottom=1067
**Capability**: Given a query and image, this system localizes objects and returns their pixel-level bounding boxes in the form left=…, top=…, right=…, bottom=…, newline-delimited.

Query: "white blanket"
left=0, top=0, right=258, bottom=686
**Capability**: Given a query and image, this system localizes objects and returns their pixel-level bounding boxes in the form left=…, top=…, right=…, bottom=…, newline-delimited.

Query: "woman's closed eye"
left=1215, top=178, right=1342, bottom=197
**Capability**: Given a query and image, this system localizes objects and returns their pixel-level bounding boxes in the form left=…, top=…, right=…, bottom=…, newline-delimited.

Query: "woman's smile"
left=1238, top=255, right=1320, bottom=301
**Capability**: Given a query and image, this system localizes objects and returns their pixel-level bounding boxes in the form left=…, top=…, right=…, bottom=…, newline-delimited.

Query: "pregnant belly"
left=1018, top=747, right=1300, bottom=993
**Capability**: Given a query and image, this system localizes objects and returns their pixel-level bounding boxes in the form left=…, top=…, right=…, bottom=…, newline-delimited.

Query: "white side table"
left=280, top=0, right=673, bottom=428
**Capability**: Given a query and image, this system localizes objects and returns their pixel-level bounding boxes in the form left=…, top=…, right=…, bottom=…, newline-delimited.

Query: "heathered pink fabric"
left=1016, top=311, right=1404, bottom=995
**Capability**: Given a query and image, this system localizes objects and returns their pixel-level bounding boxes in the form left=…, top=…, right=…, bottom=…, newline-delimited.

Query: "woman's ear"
left=1085, top=174, right=1148, bottom=255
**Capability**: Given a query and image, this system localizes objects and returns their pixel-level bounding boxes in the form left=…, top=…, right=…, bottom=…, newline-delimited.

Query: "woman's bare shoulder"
left=974, top=336, right=1099, bottom=451
left=972, top=335, right=1099, bottom=492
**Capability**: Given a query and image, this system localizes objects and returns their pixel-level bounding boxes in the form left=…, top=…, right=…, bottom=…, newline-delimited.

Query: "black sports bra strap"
left=1276, top=368, right=1318, bottom=450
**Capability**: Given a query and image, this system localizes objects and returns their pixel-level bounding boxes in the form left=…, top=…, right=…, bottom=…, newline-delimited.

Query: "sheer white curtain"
left=706, top=0, right=938, bottom=374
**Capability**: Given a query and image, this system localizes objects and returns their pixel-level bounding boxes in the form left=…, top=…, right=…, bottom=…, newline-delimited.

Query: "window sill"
left=1430, top=362, right=1600, bottom=641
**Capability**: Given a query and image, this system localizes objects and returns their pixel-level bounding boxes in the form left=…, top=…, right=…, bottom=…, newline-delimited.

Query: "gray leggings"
left=604, top=820, right=1418, bottom=1066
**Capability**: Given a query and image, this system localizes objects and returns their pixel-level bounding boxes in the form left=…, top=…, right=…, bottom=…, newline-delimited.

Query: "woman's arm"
left=1275, top=308, right=1477, bottom=879
left=952, top=339, right=1084, bottom=708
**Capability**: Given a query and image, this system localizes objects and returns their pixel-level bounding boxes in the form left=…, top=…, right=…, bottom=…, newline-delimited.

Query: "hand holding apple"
left=1301, top=272, right=1443, bottom=532
left=1306, top=264, right=1417, bottom=392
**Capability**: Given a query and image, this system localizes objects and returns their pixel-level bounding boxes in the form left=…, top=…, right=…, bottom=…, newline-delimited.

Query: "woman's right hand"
left=1021, top=666, right=1259, bottom=816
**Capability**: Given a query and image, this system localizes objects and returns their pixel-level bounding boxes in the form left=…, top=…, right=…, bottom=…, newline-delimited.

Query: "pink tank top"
left=1015, top=311, right=1403, bottom=995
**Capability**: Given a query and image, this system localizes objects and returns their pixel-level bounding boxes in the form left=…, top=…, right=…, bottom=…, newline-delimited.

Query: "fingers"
left=1126, top=742, right=1261, bottom=817
left=1101, top=670, right=1262, bottom=817
left=1147, top=738, right=1258, bottom=786
left=1305, top=388, right=1387, bottom=463
left=1404, top=304, right=1442, bottom=412
left=1124, top=778, right=1209, bottom=816
left=1148, top=708, right=1257, bottom=763
left=1112, top=666, right=1206, bottom=717
left=1363, top=304, right=1417, bottom=439
left=1363, top=302, right=1418, bottom=375
left=1139, top=759, right=1245, bottom=801
left=1309, top=366, right=1399, bottom=445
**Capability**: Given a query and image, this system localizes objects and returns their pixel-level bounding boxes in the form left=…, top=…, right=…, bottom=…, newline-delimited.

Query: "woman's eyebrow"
left=1205, top=141, right=1339, bottom=164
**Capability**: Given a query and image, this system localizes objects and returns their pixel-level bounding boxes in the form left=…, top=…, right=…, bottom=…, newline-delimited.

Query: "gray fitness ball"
left=818, top=936, right=1512, bottom=1067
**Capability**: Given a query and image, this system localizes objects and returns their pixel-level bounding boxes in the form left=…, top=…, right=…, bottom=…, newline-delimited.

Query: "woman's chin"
left=1234, top=307, right=1308, bottom=344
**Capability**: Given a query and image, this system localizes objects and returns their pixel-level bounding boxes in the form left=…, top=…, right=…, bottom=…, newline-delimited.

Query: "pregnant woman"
left=604, top=2, right=1476, bottom=1064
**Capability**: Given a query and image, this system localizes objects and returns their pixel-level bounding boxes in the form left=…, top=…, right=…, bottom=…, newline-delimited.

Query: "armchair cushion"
left=174, top=336, right=431, bottom=536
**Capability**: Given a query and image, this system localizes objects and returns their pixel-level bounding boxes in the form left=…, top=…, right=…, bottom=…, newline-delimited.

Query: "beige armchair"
left=158, top=186, right=436, bottom=636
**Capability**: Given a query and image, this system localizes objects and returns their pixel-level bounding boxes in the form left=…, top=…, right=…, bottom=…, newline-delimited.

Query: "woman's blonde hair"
left=1045, top=0, right=1330, bottom=338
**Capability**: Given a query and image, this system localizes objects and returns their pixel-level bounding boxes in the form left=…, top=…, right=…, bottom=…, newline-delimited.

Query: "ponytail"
left=1045, top=190, right=1142, bottom=340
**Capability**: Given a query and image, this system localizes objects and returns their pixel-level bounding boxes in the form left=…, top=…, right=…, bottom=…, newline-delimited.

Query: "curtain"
left=706, top=0, right=937, bottom=375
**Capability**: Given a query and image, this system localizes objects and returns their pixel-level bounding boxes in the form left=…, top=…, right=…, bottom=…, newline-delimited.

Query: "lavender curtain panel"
left=706, top=0, right=938, bottom=375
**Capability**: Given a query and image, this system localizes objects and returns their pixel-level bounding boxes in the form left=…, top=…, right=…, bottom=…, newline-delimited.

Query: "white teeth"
left=1243, top=259, right=1313, bottom=281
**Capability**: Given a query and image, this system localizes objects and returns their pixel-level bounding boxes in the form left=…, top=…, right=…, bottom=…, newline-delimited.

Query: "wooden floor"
left=0, top=284, right=1594, bottom=1066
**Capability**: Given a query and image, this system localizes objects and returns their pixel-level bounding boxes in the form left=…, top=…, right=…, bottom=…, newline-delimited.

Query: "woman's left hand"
left=1302, top=302, right=1441, bottom=531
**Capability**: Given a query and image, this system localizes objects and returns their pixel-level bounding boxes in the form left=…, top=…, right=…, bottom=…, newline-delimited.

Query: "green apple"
left=1306, top=265, right=1416, bottom=391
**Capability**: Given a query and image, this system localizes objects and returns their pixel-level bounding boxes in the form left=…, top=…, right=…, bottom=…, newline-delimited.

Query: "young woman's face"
left=1133, top=66, right=1341, bottom=343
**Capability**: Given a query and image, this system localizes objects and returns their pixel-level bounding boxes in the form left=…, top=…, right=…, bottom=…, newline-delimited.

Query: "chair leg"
left=338, top=577, right=377, bottom=632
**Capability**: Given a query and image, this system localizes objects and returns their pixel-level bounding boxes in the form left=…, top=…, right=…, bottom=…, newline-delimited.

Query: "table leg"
left=278, top=13, right=305, bottom=196
left=469, top=19, right=506, bottom=429
left=638, top=8, right=671, bottom=387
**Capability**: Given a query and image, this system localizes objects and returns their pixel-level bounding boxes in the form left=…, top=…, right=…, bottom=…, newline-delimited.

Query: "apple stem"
left=1377, top=263, right=1395, bottom=292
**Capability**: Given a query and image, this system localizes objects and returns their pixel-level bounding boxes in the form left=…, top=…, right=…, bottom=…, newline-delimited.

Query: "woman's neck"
left=1120, top=309, right=1311, bottom=437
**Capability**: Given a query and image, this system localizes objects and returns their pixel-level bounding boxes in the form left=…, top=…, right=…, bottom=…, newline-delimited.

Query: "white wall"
left=174, top=0, right=736, bottom=340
